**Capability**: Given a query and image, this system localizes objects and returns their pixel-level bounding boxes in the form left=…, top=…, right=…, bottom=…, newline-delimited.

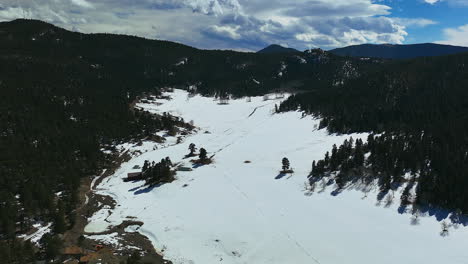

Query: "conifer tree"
left=53, top=200, right=67, bottom=234
left=199, top=148, right=207, bottom=161
left=282, top=157, right=290, bottom=171
left=189, top=143, right=197, bottom=155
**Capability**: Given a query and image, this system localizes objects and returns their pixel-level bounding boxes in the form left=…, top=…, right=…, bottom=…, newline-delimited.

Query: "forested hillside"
left=330, top=43, right=468, bottom=59
left=0, top=19, right=377, bottom=262
left=280, top=52, right=468, bottom=215
left=2, top=18, right=468, bottom=262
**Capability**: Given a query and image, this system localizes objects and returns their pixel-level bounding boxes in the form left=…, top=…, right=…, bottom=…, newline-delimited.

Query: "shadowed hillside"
left=330, top=43, right=468, bottom=59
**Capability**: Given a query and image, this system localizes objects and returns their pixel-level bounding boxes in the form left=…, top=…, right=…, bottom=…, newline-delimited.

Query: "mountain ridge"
left=330, top=43, right=468, bottom=59
left=257, top=44, right=300, bottom=54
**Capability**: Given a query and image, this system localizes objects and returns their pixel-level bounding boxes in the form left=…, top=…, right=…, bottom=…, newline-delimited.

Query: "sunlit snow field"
left=86, top=90, right=468, bottom=264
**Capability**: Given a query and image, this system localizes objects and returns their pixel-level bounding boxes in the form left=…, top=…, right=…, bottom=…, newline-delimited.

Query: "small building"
left=63, top=246, right=85, bottom=256
left=62, top=246, right=88, bottom=264
left=124, top=171, right=143, bottom=182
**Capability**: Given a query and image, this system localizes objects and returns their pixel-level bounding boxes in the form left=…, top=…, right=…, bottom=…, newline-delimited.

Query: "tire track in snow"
left=212, top=99, right=323, bottom=263
left=214, top=101, right=278, bottom=155
left=221, top=170, right=322, bottom=264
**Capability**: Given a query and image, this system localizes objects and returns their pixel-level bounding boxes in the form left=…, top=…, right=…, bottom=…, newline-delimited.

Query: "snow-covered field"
left=87, top=89, right=468, bottom=264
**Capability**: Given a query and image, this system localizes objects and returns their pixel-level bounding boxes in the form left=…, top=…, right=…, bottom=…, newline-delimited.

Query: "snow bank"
left=88, top=89, right=468, bottom=264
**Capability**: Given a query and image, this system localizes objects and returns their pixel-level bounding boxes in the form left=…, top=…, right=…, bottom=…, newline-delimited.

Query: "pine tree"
left=330, top=144, right=339, bottom=171
left=282, top=157, right=290, bottom=171
left=41, top=234, right=61, bottom=260
left=189, top=143, right=197, bottom=155
left=142, top=160, right=150, bottom=172
left=53, top=200, right=67, bottom=234
left=324, top=151, right=330, bottom=167
left=199, top=148, right=207, bottom=161
left=311, top=161, right=316, bottom=176
left=353, top=139, right=365, bottom=167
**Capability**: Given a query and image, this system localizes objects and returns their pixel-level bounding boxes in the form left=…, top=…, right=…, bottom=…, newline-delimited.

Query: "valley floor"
left=86, top=90, right=468, bottom=264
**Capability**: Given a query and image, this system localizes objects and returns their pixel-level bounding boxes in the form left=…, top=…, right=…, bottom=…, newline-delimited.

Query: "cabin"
left=123, top=171, right=143, bottom=182
left=63, top=246, right=85, bottom=257
left=62, top=246, right=89, bottom=263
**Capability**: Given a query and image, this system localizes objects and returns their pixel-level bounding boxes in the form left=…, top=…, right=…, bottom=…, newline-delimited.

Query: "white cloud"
left=70, top=0, right=94, bottom=9
left=0, top=0, right=436, bottom=50
left=424, top=0, right=468, bottom=5
left=393, top=18, right=438, bottom=28
left=437, top=24, right=468, bottom=47
left=209, top=25, right=241, bottom=39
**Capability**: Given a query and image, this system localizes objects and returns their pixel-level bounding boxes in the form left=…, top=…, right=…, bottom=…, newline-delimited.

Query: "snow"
left=21, top=222, right=52, bottom=245
left=175, top=58, right=188, bottom=66
left=84, top=205, right=112, bottom=233
left=278, top=62, right=287, bottom=77
left=86, top=231, right=142, bottom=251
left=295, top=56, right=307, bottom=64
left=124, top=225, right=141, bottom=233
left=88, top=89, right=468, bottom=264
left=85, top=232, right=121, bottom=247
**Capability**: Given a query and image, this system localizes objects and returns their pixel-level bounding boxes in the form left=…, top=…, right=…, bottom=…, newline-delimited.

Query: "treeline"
left=2, top=17, right=466, bottom=261
left=0, top=19, right=380, bottom=98
left=281, top=52, right=468, bottom=215
left=0, top=21, right=193, bottom=262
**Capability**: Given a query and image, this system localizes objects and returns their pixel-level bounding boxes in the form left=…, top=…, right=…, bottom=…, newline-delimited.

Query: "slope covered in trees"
left=0, top=19, right=378, bottom=262
left=330, top=43, right=468, bottom=59
left=280, top=52, right=468, bottom=214
left=2, top=18, right=468, bottom=261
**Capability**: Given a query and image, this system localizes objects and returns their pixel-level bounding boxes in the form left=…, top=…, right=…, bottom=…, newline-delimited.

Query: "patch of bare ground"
left=62, top=150, right=172, bottom=264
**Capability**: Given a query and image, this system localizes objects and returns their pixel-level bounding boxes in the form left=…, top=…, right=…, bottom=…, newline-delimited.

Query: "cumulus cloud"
left=0, top=0, right=438, bottom=50
left=70, top=0, right=94, bottom=9
left=393, top=18, right=438, bottom=28
left=424, top=0, right=468, bottom=5
left=437, top=24, right=468, bottom=47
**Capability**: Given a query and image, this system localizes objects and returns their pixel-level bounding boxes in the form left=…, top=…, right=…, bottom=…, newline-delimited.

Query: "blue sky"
left=385, top=0, right=468, bottom=45
left=0, top=0, right=467, bottom=51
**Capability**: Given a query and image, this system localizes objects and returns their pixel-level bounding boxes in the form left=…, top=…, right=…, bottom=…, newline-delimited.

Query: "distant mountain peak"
left=257, top=44, right=300, bottom=54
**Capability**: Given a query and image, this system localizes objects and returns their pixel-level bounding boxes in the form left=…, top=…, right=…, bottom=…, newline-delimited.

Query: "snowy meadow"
left=86, top=90, right=468, bottom=264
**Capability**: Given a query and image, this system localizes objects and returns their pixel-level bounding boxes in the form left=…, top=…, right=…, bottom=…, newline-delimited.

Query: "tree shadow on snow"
left=131, top=183, right=164, bottom=195
left=128, top=186, right=140, bottom=192
left=398, top=205, right=408, bottom=215
left=313, top=176, right=468, bottom=226
left=275, top=173, right=287, bottom=180
left=330, top=188, right=343, bottom=196
left=417, top=206, right=468, bottom=225
left=192, top=163, right=205, bottom=169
